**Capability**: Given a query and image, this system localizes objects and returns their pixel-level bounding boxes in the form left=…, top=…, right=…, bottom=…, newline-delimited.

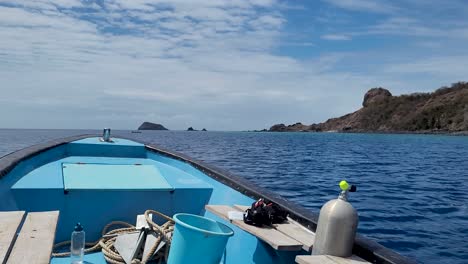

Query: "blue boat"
left=0, top=134, right=415, bottom=264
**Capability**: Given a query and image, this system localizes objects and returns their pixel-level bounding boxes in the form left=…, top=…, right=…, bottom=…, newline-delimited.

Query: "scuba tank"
left=312, top=180, right=358, bottom=257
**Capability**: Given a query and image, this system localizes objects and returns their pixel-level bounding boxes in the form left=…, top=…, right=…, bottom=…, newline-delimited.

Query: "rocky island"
left=138, top=122, right=168, bottom=130
left=187, top=127, right=207, bottom=131
left=269, top=82, right=468, bottom=133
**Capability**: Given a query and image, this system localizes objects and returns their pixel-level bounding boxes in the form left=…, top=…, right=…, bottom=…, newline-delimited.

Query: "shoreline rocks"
left=268, top=82, right=468, bottom=134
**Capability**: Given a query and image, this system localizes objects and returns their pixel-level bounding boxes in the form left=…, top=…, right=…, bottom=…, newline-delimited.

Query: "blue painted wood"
left=67, top=137, right=146, bottom=158
left=50, top=251, right=105, bottom=264
left=10, top=154, right=214, bottom=243
left=11, top=156, right=214, bottom=191
left=2, top=137, right=302, bottom=263
left=0, top=144, right=67, bottom=210
left=71, top=137, right=143, bottom=147
left=62, top=163, right=172, bottom=190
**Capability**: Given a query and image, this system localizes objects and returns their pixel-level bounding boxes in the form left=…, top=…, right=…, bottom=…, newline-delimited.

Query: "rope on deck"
left=52, top=210, right=174, bottom=264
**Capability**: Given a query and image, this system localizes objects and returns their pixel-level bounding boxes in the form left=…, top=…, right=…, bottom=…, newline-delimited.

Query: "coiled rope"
left=52, top=210, right=174, bottom=264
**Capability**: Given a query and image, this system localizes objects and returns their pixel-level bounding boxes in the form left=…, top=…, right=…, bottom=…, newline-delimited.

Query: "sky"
left=1, top=0, right=468, bottom=130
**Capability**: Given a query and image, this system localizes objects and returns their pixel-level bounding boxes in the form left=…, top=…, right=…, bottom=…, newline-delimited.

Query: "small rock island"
left=138, top=122, right=169, bottom=130
left=186, top=127, right=207, bottom=131
left=269, top=82, right=468, bottom=133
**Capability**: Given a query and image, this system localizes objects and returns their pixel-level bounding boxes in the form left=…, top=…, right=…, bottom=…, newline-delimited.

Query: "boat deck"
left=0, top=209, right=370, bottom=264
left=10, top=155, right=214, bottom=243
left=206, top=204, right=308, bottom=251
left=296, top=255, right=368, bottom=264
left=0, top=211, right=59, bottom=264
left=0, top=136, right=394, bottom=264
left=205, top=205, right=370, bottom=264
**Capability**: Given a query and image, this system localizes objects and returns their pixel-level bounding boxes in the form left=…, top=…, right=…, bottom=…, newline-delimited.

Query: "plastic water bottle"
left=70, top=223, right=85, bottom=264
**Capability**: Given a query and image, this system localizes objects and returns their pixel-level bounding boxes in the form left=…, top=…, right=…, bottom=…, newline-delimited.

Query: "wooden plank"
left=0, top=211, right=25, bottom=262
left=328, top=255, right=369, bottom=264
left=205, top=205, right=302, bottom=251
left=7, top=211, right=59, bottom=264
left=275, top=218, right=315, bottom=251
left=296, top=255, right=337, bottom=264
left=234, top=204, right=315, bottom=251
left=295, top=255, right=369, bottom=264
left=206, top=205, right=234, bottom=221
left=233, top=205, right=249, bottom=211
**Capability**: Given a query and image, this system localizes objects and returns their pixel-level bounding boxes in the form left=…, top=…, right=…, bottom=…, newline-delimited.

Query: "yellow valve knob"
left=339, top=180, right=349, bottom=191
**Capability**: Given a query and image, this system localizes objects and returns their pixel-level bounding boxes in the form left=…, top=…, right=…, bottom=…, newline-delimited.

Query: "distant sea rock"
left=269, top=82, right=468, bottom=133
left=269, top=122, right=315, bottom=132
left=188, top=127, right=207, bottom=131
left=138, top=122, right=168, bottom=130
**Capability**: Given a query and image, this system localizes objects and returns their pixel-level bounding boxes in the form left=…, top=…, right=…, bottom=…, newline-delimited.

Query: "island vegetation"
left=269, top=82, right=468, bottom=134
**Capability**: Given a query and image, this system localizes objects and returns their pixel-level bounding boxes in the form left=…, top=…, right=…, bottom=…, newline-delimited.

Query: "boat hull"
left=0, top=135, right=416, bottom=264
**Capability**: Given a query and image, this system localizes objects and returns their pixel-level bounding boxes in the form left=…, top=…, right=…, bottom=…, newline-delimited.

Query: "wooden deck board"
left=7, top=211, right=59, bottom=264
left=295, top=255, right=369, bottom=264
left=274, top=218, right=315, bottom=251
left=232, top=205, right=249, bottom=211
left=205, top=205, right=303, bottom=251
left=0, top=211, right=25, bottom=262
left=233, top=204, right=315, bottom=251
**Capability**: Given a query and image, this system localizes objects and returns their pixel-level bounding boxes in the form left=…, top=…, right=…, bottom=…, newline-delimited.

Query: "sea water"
left=1, top=129, right=467, bottom=264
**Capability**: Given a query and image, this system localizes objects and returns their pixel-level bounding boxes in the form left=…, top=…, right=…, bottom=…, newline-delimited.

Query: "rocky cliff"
left=138, top=122, right=168, bottom=130
left=269, top=82, right=468, bottom=133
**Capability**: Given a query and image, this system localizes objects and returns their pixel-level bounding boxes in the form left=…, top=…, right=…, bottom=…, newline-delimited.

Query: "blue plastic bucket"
left=167, top=213, right=234, bottom=264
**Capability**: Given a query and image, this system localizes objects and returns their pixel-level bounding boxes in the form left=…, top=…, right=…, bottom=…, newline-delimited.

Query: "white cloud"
left=367, top=17, right=445, bottom=37
left=0, top=0, right=302, bottom=129
left=323, top=15, right=468, bottom=41
left=383, top=55, right=468, bottom=77
left=321, top=0, right=468, bottom=40
left=321, top=34, right=351, bottom=41
left=323, top=0, right=396, bottom=14
left=0, top=0, right=467, bottom=130
left=357, top=16, right=468, bottom=40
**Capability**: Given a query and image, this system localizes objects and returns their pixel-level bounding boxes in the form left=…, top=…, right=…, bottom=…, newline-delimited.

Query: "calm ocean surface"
left=1, top=129, right=467, bottom=264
